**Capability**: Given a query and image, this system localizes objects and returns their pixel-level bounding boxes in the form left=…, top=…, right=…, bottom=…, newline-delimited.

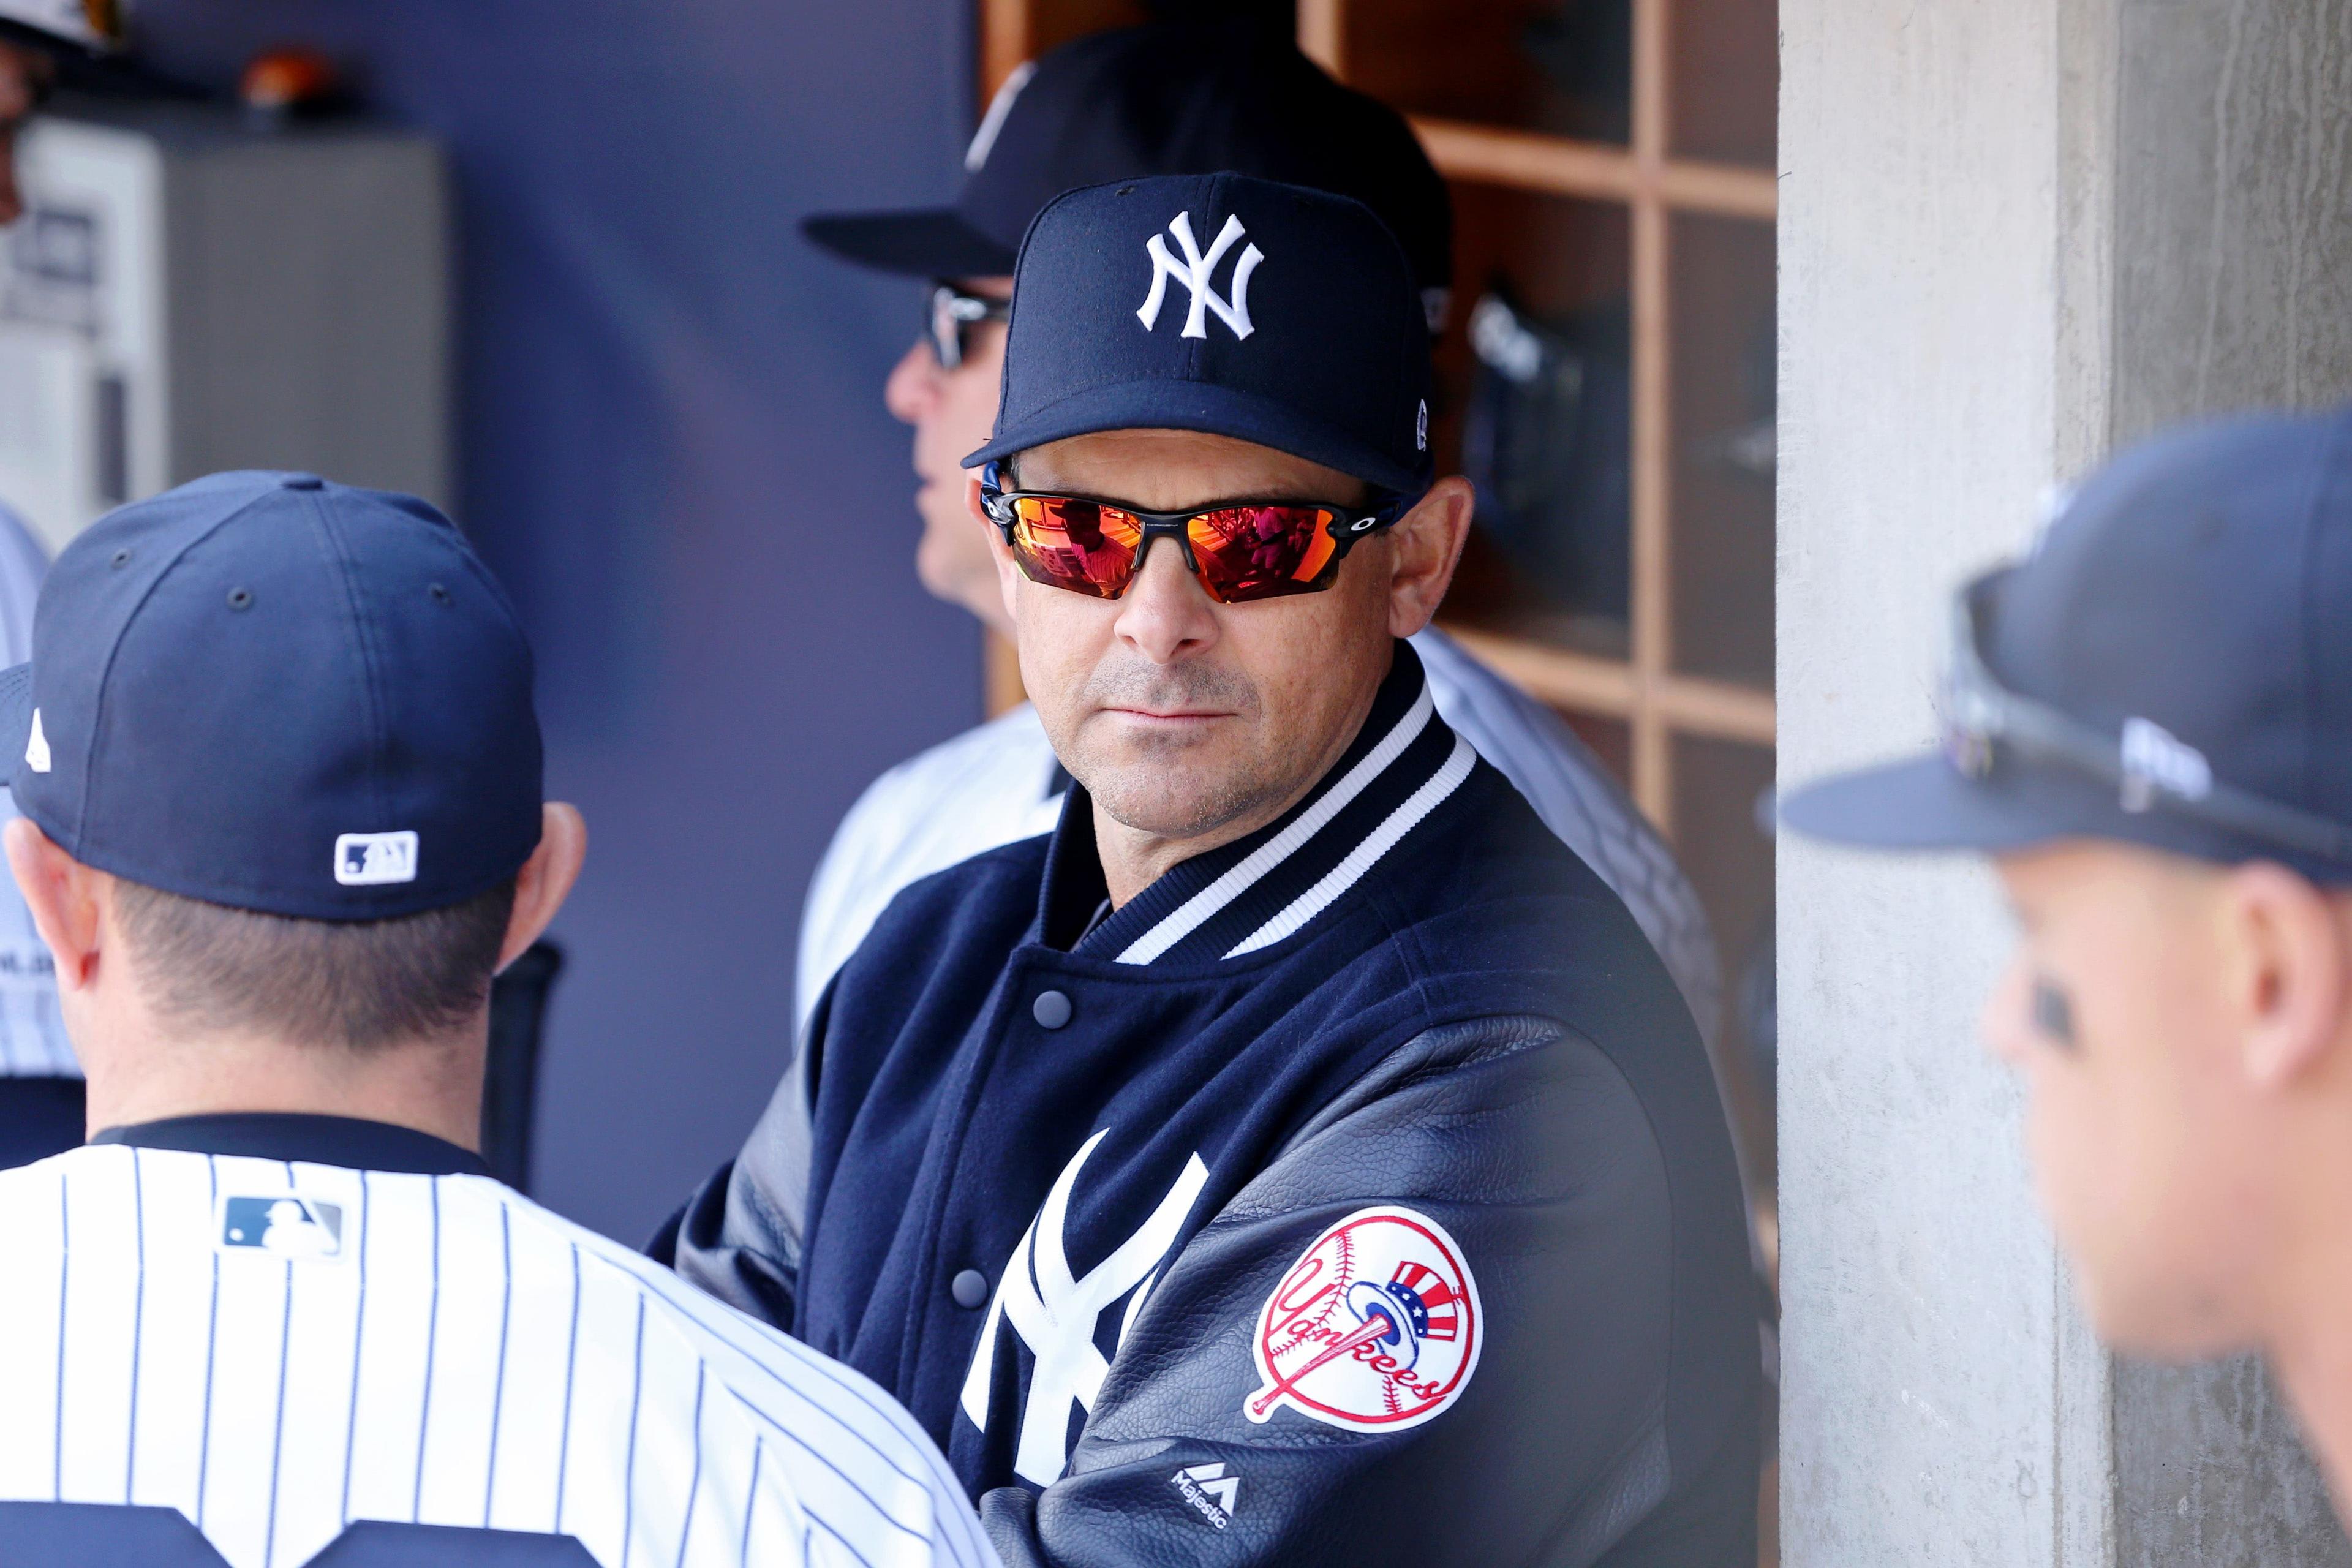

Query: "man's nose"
left=1113, top=537, right=1219, bottom=664
left=884, top=337, right=941, bottom=426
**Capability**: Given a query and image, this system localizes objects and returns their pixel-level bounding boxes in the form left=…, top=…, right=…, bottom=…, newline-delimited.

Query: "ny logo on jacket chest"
left=959, top=1128, right=1208, bottom=1486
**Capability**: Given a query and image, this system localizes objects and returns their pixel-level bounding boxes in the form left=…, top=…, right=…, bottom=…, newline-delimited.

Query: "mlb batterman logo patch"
left=219, top=1195, right=344, bottom=1259
left=1245, top=1205, right=1481, bottom=1432
left=334, top=829, right=418, bottom=886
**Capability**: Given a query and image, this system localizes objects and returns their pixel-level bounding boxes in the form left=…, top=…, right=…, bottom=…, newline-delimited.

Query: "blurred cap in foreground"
left=1782, top=404, right=2352, bottom=883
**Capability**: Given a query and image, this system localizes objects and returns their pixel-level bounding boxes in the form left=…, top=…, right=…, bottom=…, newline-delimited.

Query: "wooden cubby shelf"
left=1442, top=625, right=1776, bottom=745
left=1411, top=117, right=1779, bottom=221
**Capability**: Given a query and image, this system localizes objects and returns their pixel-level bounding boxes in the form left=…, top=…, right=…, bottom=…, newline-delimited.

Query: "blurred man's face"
left=0, top=41, right=55, bottom=227
left=992, top=428, right=1449, bottom=854
left=1986, top=841, right=2299, bottom=1356
left=884, top=277, right=1012, bottom=633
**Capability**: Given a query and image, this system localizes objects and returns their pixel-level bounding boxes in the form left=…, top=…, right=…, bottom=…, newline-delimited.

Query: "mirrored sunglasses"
left=978, top=462, right=1416, bottom=606
left=927, top=282, right=1011, bottom=371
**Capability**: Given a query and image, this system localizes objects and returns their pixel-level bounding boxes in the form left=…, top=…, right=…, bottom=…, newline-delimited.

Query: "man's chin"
left=1083, top=760, right=1265, bottom=844
left=1093, top=796, right=1253, bottom=843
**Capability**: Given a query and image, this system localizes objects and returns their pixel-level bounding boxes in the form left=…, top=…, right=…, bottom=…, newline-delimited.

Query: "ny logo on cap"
left=1138, top=212, right=1264, bottom=341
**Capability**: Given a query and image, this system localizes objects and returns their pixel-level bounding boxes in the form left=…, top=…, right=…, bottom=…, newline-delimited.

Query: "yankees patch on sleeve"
left=1246, top=1207, right=1482, bottom=1432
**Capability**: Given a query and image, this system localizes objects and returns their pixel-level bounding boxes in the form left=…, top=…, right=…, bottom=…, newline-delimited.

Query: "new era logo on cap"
left=335, top=831, right=418, bottom=887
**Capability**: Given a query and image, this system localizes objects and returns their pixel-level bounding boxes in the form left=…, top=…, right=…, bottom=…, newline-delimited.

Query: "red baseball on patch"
left=1245, top=1205, right=1482, bottom=1431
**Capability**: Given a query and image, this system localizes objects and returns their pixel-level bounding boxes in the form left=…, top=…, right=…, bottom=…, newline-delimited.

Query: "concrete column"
left=1778, top=0, right=2352, bottom=1562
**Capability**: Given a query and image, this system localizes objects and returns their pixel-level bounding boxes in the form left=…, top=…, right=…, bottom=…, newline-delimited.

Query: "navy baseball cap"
left=1782, top=405, right=2352, bottom=883
left=802, top=19, right=1454, bottom=304
left=966, top=172, right=1434, bottom=497
left=0, top=471, right=544, bottom=920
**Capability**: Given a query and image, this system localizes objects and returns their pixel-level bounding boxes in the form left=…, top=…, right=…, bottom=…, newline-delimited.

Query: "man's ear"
left=2221, top=861, right=2347, bottom=1090
left=497, top=803, right=588, bottom=973
left=1384, top=476, right=1474, bottom=638
left=969, top=473, right=1026, bottom=629
left=4, top=817, right=105, bottom=992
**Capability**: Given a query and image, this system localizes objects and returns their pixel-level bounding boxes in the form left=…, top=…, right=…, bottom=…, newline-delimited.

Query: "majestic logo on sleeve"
left=1138, top=212, right=1264, bottom=341
left=1246, top=1206, right=1481, bottom=1431
left=961, top=1129, right=1208, bottom=1486
left=1171, top=1461, right=1238, bottom=1528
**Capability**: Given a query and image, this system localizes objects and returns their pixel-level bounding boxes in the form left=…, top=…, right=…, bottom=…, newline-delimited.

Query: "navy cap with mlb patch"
left=1782, top=405, right=2352, bottom=883
left=965, top=172, right=1434, bottom=496
left=0, top=471, right=543, bottom=920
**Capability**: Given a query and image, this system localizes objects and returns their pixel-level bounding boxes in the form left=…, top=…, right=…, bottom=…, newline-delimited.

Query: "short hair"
left=114, top=876, right=518, bottom=1049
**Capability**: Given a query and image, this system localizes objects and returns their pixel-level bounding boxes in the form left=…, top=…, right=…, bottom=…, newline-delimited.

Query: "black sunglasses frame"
left=1942, top=568, right=2352, bottom=862
left=978, top=461, right=1420, bottom=602
left=926, top=282, right=1012, bottom=371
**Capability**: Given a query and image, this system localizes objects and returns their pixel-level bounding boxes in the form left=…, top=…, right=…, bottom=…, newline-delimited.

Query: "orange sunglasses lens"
left=1005, top=496, right=1344, bottom=604
left=1186, top=506, right=1341, bottom=602
left=1007, top=496, right=1147, bottom=598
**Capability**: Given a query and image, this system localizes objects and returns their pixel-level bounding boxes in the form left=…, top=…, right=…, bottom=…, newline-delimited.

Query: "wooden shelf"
left=1411, top=116, right=1778, bottom=221
left=1441, top=624, right=1776, bottom=746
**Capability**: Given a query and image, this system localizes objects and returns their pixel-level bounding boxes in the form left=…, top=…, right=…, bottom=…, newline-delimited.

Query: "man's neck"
left=2266, top=1168, right=2352, bottom=1517
left=82, top=1024, right=486, bottom=1152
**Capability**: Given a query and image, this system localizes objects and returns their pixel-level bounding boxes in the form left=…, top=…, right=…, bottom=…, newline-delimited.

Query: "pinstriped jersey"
left=0, top=1141, right=995, bottom=1568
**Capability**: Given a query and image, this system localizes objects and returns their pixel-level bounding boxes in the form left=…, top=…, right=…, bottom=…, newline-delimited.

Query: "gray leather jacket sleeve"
left=665, top=1038, right=813, bottom=1327
left=981, top=1015, right=1755, bottom=1568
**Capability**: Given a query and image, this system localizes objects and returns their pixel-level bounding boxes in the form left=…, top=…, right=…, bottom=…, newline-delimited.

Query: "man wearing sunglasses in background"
left=667, top=172, right=1759, bottom=1566
left=790, top=18, right=1722, bottom=1064
left=1782, top=407, right=2352, bottom=1524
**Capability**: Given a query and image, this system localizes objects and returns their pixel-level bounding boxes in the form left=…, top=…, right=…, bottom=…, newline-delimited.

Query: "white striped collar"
left=1035, top=643, right=1478, bottom=968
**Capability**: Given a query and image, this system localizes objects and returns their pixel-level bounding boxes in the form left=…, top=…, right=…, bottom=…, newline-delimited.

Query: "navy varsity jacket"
left=665, top=644, right=1759, bottom=1566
